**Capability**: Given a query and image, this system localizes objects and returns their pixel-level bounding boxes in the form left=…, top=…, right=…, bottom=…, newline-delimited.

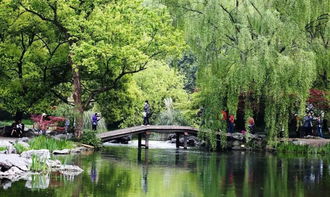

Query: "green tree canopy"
left=1, top=0, right=184, bottom=136
left=98, top=60, right=190, bottom=128
left=0, top=1, right=70, bottom=120
left=161, top=0, right=329, bottom=147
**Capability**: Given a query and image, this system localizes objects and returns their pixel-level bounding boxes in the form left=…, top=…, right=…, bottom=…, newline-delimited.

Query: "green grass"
left=29, top=136, right=75, bottom=151
left=276, top=143, right=330, bottom=155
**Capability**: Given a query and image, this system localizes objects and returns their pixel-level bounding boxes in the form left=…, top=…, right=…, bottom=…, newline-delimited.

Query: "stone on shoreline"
left=21, top=149, right=50, bottom=160
left=53, top=149, right=70, bottom=154
left=0, top=154, right=31, bottom=172
left=46, top=160, right=62, bottom=169
left=16, top=141, right=30, bottom=149
left=59, top=165, right=83, bottom=176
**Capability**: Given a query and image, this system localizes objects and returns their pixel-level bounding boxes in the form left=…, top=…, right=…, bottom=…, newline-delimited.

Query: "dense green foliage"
left=0, top=1, right=69, bottom=119
left=160, top=0, right=329, bottom=148
left=29, top=136, right=75, bottom=151
left=157, top=97, right=189, bottom=125
left=99, top=60, right=190, bottom=128
left=0, top=0, right=184, bottom=137
left=0, top=0, right=328, bottom=148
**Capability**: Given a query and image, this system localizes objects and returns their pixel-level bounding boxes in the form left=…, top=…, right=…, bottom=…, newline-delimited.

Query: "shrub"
left=29, top=136, right=75, bottom=151
left=79, top=130, right=102, bottom=149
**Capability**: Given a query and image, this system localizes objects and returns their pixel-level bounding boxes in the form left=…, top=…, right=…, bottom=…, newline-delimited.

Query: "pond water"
left=1, top=142, right=330, bottom=197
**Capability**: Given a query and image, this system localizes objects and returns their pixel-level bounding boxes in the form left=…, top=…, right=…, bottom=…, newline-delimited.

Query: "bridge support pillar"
left=183, top=132, right=188, bottom=149
left=145, top=132, right=151, bottom=149
left=138, top=133, right=142, bottom=149
left=176, top=132, right=180, bottom=149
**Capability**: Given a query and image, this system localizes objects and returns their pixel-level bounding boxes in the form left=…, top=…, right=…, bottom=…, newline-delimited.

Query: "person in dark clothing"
left=143, top=101, right=151, bottom=125
left=228, top=114, right=235, bottom=133
left=316, top=116, right=324, bottom=138
left=302, top=113, right=313, bottom=136
left=91, top=113, right=100, bottom=131
left=11, top=119, right=24, bottom=137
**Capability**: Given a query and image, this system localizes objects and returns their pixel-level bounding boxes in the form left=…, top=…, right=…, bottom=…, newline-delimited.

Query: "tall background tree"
left=159, top=0, right=329, bottom=148
left=0, top=1, right=70, bottom=121
left=1, top=0, right=184, bottom=137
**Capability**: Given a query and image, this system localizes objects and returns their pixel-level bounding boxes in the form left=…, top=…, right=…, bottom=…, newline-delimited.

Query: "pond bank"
left=0, top=136, right=94, bottom=189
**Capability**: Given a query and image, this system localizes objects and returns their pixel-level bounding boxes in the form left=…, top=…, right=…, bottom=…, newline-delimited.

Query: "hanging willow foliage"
left=160, top=0, right=329, bottom=148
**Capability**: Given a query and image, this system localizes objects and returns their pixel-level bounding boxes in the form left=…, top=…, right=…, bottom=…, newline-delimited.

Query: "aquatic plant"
left=29, top=136, right=75, bottom=151
left=30, top=155, right=48, bottom=172
left=14, top=143, right=30, bottom=154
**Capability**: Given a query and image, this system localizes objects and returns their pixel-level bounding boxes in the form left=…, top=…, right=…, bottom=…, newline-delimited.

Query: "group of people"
left=221, top=110, right=255, bottom=134
left=300, top=110, right=327, bottom=138
left=11, top=119, right=24, bottom=137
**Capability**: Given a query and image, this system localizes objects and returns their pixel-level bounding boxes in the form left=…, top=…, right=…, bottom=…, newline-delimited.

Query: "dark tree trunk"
left=14, top=111, right=24, bottom=121
left=70, top=54, right=84, bottom=139
left=236, top=95, right=246, bottom=132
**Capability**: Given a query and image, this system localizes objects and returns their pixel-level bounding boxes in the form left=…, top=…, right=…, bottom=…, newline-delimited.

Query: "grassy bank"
left=276, top=143, right=330, bottom=154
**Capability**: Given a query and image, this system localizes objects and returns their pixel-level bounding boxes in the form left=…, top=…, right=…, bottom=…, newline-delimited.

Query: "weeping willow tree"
left=159, top=0, right=329, bottom=148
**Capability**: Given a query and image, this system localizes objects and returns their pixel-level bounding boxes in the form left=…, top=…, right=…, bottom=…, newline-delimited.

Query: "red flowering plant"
left=307, top=89, right=329, bottom=114
left=31, top=114, right=66, bottom=132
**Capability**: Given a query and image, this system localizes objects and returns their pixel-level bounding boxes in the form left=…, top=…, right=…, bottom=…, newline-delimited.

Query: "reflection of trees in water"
left=195, top=152, right=330, bottom=197
left=4, top=149, right=330, bottom=197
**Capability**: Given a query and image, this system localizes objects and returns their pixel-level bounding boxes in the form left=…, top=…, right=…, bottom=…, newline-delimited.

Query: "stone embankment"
left=0, top=137, right=90, bottom=189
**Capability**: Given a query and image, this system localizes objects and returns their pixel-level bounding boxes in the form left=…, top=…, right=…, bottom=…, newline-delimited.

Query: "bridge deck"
left=97, top=125, right=198, bottom=142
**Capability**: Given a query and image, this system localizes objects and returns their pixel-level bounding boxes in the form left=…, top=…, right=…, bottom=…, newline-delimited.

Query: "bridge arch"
left=97, top=125, right=198, bottom=149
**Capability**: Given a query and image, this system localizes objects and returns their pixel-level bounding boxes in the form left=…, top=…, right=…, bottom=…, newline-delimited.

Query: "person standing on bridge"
left=143, top=100, right=151, bottom=125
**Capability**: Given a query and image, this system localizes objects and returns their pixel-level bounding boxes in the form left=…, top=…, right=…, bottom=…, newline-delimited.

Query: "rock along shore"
left=0, top=137, right=91, bottom=190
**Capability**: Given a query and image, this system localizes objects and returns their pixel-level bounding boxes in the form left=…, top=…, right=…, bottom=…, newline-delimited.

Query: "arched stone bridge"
left=97, top=125, right=198, bottom=149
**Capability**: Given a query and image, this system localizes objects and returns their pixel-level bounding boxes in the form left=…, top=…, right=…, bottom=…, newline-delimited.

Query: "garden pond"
left=1, top=141, right=330, bottom=197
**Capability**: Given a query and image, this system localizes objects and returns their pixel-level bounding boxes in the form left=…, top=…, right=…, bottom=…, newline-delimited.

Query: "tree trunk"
left=14, top=111, right=24, bottom=121
left=71, top=61, right=84, bottom=138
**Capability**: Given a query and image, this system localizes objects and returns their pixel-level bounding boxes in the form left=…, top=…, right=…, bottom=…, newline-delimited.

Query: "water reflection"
left=25, top=174, right=50, bottom=190
left=1, top=148, right=330, bottom=197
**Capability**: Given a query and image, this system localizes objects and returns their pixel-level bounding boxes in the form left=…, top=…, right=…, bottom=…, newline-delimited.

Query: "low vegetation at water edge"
left=14, top=143, right=29, bottom=154
left=29, top=136, right=75, bottom=151
left=30, top=155, right=48, bottom=172
left=79, top=130, right=102, bottom=149
left=276, top=143, right=330, bottom=154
